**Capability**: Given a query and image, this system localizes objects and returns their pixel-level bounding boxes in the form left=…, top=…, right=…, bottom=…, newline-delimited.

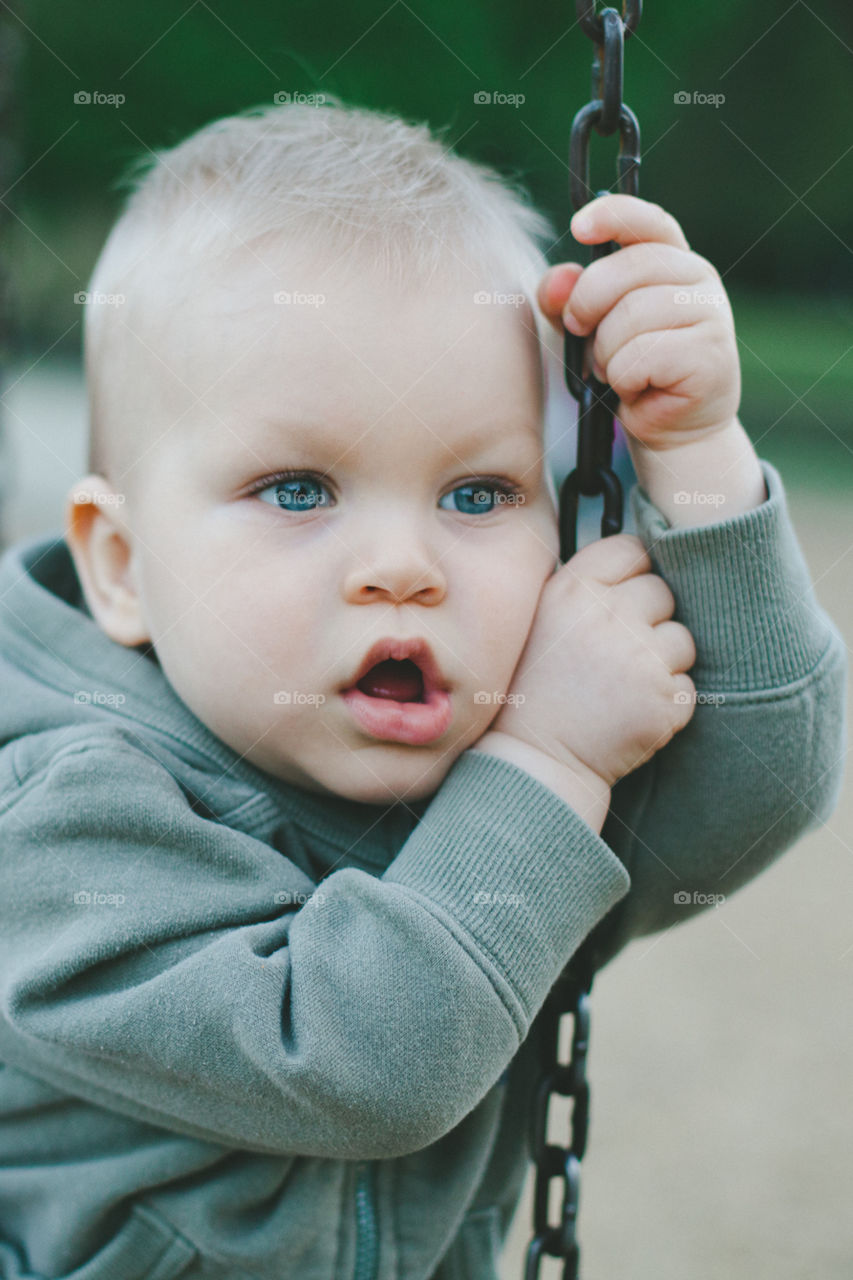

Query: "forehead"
left=153, top=244, right=547, bottom=457
left=175, top=240, right=542, bottom=359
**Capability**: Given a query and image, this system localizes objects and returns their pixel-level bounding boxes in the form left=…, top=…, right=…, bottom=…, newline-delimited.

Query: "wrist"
left=625, top=418, right=767, bottom=527
left=471, top=730, right=612, bottom=833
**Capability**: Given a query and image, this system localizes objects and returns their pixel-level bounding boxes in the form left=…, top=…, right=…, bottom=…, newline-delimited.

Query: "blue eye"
left=255, top=474, right=332, bottom=512
left=249, top=472, right=521, bottom=515
left=439, top=481, right=519, bottom=515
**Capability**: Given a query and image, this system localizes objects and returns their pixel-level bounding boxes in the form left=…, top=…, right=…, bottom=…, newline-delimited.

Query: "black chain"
left=524, top=6, right=642, bottom=1278
left=559, top=2, right=641, bottom=565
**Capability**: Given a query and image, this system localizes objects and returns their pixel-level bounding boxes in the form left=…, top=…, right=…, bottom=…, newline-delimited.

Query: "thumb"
left=537, top=263, right=584, bottom=334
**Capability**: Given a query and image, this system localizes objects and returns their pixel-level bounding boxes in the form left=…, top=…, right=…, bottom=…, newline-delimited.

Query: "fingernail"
left=572, top=212, right=593, bottom=235
left=564, top=311, right=583, bottom=334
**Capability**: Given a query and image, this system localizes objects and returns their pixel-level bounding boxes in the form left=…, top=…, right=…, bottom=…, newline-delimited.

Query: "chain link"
left=560, top=2, right=641, bottom=565
left=523, top=5, right=643, bottom=1278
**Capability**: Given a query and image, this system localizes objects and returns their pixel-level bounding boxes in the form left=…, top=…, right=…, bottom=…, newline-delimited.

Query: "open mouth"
left=340, top=645, right=453, bottom=746
left=355, top=658, right=426, bottom=703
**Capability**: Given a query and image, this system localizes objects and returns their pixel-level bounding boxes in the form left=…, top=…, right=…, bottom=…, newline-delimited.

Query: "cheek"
left=165, top=565, right=314, bottom=676
left=143, top=559, right=329, bottom=754
left=136, top=528, right=314, bottom=691
left=458, top=534, right=556, bottom=682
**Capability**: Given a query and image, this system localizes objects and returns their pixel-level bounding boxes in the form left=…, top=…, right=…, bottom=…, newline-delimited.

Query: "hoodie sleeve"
left=0, top=731, right=629, bottom=1161
left=585, top=456, right=848, bottom=968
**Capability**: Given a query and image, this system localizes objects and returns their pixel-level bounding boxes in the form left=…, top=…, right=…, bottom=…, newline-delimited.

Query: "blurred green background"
left=2, top=0, right=852, bottom=489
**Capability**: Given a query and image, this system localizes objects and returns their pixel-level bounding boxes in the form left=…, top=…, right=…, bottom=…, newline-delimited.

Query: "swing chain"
left=559, top=1, right=641, bottom=566
left=524, top=6, right=642, bottom=1279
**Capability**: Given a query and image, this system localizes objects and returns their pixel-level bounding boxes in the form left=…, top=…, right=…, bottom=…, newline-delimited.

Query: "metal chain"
left=524, top=6, right=643, bottom=1278
left=559, top=0, right=641, bottom=565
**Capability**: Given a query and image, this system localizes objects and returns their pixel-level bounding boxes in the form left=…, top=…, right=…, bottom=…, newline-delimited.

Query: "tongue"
left=356, top=659, right=425, bottom=702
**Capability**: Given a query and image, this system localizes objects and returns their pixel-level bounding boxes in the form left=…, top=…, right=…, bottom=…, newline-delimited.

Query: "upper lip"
left=342, top=637, right=449, bottom=697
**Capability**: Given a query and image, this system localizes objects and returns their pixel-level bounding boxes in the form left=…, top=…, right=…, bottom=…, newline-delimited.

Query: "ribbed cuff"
left=629, top=457, right=834, bottom=691
left=382, top=748, right=630, bottom=1027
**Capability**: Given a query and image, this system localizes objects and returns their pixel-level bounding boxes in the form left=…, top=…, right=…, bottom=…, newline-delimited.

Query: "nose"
left=342, top=529, right=447, bottom=606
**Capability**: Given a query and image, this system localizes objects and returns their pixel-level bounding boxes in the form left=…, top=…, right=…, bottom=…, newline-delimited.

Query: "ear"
left=64, top=475, right=151, bottom=647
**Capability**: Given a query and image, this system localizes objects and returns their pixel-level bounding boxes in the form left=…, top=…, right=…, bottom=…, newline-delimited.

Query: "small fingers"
left=590, top=282, right=724, bottom=377
left=563, top=533, right=652, bottom=586
left=670, top=672, right=697, bottom=724
left=537, top=263, right=585, bottom=334
left=605, top=572, right=676, bottom=626
left=563, top=242, right=706, bottom=337
left=654, top=620, right=697, bottom=673
left=570, top=195, right=692, bottom=253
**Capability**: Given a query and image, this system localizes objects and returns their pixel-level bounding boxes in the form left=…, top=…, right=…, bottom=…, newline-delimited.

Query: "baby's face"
left=86, top=248, right=560, bottom=804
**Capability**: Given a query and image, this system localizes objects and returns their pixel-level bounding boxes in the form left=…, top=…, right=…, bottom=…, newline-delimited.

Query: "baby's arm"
left=537, top=196, right=846, bottom=964
left=0, top=726, right=629, bottom=1161
left=584, top=456, right=847, bottom=968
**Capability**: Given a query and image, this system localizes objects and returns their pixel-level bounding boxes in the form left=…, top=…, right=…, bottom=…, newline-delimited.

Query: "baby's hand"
left=487, top=533, right=697, bottom=790
left=537, top=194, right=741, bottom=451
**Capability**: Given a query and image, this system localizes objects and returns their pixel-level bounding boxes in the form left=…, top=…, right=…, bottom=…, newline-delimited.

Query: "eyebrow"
left=452, top=421, right=543, bottom=452
left=241, top=417, right=542, bottom=456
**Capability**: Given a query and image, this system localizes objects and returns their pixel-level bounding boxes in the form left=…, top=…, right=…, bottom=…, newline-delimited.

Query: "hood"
left=0, top=531, right=428, bottom=854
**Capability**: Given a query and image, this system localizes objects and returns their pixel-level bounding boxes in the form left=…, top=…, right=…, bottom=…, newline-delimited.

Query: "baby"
left=0, top=98, right=845, bottom=1280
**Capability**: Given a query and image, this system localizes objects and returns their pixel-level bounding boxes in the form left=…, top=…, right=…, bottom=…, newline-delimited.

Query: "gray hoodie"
left=0, top=457, right=845, bottom=1280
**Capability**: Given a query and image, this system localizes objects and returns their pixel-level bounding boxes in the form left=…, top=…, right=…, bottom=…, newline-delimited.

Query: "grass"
left=730, top=289, right=853, bottom=490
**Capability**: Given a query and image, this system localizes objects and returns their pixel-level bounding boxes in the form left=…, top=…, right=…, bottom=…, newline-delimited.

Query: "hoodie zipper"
left=353, top=1161, right=379, bottom=1280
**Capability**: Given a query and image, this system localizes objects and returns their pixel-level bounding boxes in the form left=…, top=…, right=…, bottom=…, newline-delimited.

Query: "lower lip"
left=340, top=686, right=453, bottom=746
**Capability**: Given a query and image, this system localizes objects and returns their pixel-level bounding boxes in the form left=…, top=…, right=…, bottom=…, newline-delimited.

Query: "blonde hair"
left=84, top=95, right=564, bottom=480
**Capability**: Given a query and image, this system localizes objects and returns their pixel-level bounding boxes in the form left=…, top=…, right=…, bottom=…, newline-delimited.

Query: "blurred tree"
left=0, top=14, right=24, bottom=546
left=5, top=0, right=853, bottom=356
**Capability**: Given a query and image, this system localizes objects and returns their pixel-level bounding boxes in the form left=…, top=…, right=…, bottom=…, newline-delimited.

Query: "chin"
left=330, top=750, right=458, bottom=807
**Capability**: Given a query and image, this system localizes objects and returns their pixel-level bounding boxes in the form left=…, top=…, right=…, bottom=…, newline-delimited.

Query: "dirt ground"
left=2, top=364, right=851, bottom=1279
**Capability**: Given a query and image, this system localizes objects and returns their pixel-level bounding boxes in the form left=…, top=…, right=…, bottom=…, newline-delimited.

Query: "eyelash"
left=244, top=470, right=524, bottom=507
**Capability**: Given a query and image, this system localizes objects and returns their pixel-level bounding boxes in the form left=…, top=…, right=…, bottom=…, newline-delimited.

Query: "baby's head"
left=66, top=97, right=564, bottom=805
